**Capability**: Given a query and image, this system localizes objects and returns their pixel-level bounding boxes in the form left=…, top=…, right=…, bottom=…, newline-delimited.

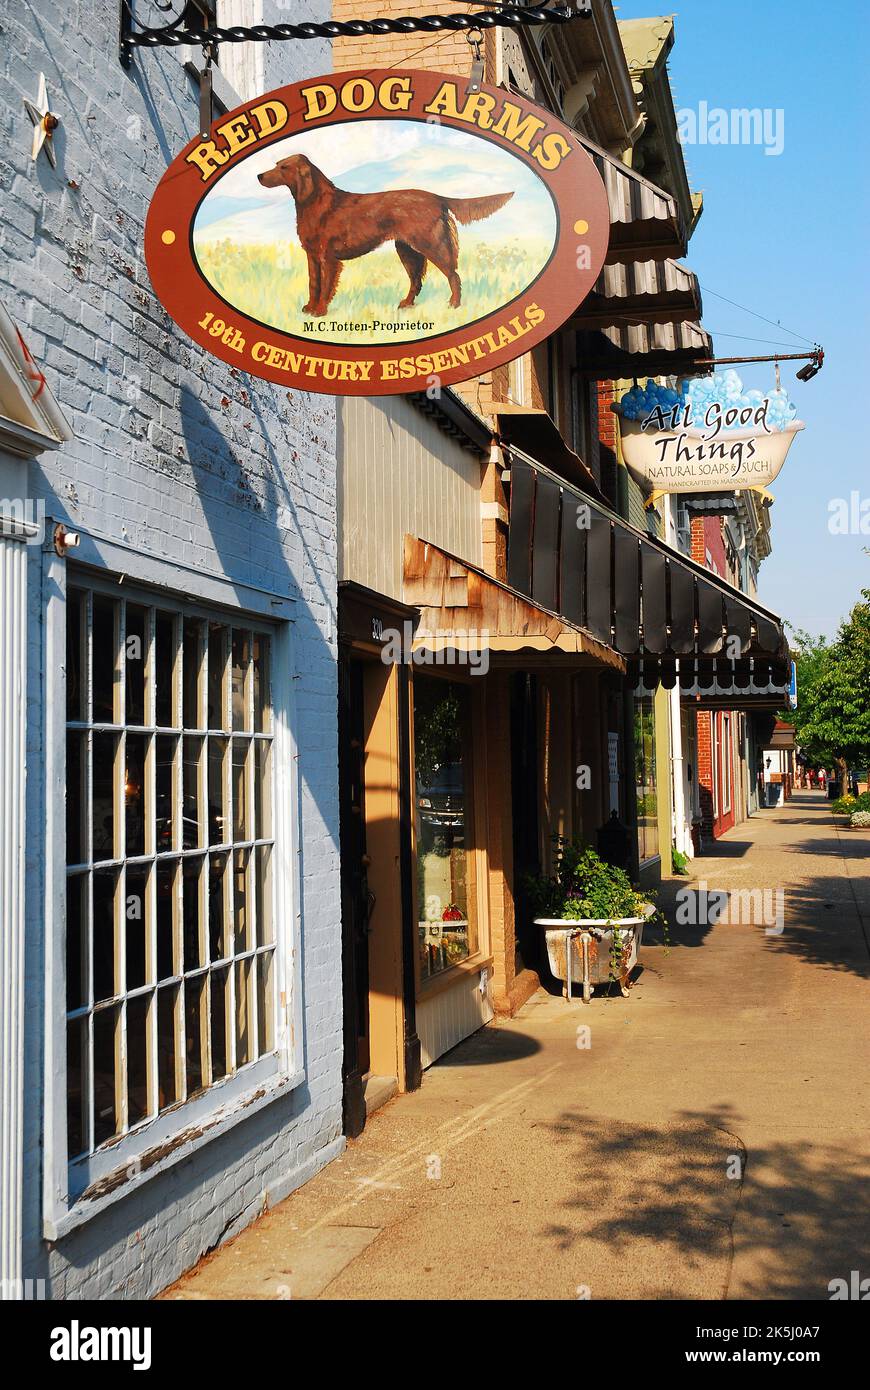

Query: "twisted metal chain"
left=124, top=4, right=583, bottom=52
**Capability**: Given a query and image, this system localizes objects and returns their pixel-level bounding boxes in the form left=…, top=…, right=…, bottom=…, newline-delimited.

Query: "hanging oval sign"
left=145, top=69, right=610, bottom=395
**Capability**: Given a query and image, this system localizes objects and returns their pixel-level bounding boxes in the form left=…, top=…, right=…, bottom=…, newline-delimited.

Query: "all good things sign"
left=144, top=69, right=609, bottom=394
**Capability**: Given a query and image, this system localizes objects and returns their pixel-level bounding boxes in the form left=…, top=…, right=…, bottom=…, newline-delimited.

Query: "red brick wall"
left=692, top=518, right=732, bottom=838
left=690, top=515, right=726, bottom=577
left=597, top=382, right=617, bottom=449
left=697, top=710, right=714, bottom=835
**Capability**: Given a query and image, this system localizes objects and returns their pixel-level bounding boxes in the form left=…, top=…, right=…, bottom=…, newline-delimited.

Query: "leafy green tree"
left=786, top=590, right=870, bottom=784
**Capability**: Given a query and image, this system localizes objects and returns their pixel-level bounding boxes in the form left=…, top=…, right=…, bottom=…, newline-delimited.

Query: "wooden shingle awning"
left=402, top=536, right=624, bottom=672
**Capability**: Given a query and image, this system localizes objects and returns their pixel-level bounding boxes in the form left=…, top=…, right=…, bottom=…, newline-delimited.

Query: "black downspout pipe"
left=398, top=663, right=423, bottom=1091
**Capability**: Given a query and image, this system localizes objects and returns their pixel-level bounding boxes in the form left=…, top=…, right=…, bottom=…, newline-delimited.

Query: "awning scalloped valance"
left=505, top=455, right=788, bottom=700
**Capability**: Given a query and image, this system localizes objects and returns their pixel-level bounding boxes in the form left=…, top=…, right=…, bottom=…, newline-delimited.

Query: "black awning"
left=631, top=655, right=791, bottom=709
left=576, top=320, right=713, bottom=381
left=505, top=455, right=788, bottom=696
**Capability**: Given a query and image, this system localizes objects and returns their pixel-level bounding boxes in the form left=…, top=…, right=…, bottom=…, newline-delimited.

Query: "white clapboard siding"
left=417, top=970, right=494, bottom=1069
left=339, top=395, right=483, bottom=602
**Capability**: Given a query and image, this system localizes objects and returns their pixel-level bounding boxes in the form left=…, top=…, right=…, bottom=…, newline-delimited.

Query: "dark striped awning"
left=578, top=135, right=687, bottom=265
left=576, top=319, right=713, bottom=380
left=571, top=259, right=702, bottom=330
left=505, top=455, right=788, bottom=703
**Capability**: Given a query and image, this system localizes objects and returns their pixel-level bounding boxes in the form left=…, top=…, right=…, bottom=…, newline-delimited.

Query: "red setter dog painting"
left=257, top=153, right=513, bottom=316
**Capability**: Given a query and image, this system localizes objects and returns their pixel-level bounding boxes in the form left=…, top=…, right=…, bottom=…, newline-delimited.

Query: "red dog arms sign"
left=144, top=70, right=609, bottom=395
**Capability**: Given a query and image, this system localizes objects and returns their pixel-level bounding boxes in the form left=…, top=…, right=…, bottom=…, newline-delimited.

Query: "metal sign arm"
left=119, top=1, right=590, bottom=69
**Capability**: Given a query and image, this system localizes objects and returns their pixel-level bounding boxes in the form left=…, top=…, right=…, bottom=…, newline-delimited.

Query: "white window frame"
left=43, top=555, right=302, bottom=1240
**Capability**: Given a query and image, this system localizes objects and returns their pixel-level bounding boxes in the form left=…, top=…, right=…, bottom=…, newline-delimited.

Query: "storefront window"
left=413, top=676, right=477, bottom=982
left=634, top=697, right=659, bottom=864
left=65, top=586, right=277, bottom=1162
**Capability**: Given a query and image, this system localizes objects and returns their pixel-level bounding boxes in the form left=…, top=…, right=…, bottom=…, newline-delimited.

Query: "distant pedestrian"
left=849, top=770, right=860, bottom=797
left=819, top=768, right=827, bottom=793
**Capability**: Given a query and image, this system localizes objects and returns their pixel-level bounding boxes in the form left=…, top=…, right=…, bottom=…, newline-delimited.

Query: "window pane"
left=253, top=634, right=271, bottom=733
left=235, top=958, right=252, bottom=1067
left=126, top=994, right=150, bottom=1127
left=184, top=975, right=207, bottom=1097
left=413, top=677, right=476, bottom=981
left=66, top=731, right=86, bottom=864
left=92, top=596, right=118, bottom=724
left=182, top=858, right=204, bottom=971
left=125, top=733, right=146, bottom=858
left=125, top=865, right=149, bottom=991
left=92, top=732, right=118, bottom=861
left=183, top=735, right=203, bottom=849
left=232, top=738, right=249, bottom=840
left=208, top=852, right=228, bottom=963
left=255, top=845, right=273, bottom=947
left=93, top=1005, right=119, bottom=1146
left=208, top=736, right=227, bottom=846
left=256, top=952, right=275, bottom=1057
left=182, top=619, right=203, bottom=729
left=231, top=630, right=250, bottom=731
left=155, top=734, right=176, bottom=853
left=65, top=585, right=277, bottom=1163
left=155, top=611, right=176, bottom=728
left=92, top=869, right=117, bottom=1003
left=125, top=604, right=147, bottom=725
left=634, top=698, right=658, bottom=864
left=208, top=624, right=228, bottom=730
left=157, top=985, right=179, bottom=1111
left=156, top=861, right=177, bottom=980
left=67, top=589, right=86, bottom=721
left=67, top=1017, right=87, bottom=1159
left=210, top=967, right=228, bottom=1081
left=233, top=849, right=250, bottom=954
left=66, top=873, right=88, bottom=1011
left=254, top=739, right=272, bottom=841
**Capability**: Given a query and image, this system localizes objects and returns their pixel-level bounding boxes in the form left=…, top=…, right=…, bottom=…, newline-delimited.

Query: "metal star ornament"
left=23, top=73, right=60, bottom=168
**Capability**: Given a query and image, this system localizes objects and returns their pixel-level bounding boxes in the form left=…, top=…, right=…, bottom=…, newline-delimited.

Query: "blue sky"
left=614, top=0, right=869, bottom=638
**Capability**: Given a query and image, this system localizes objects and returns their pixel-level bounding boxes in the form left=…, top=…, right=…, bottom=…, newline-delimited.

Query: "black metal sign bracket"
left=119, top=1, right=591, bottom=71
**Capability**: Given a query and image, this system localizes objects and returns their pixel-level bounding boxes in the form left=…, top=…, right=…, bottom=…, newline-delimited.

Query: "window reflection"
left=413, top=678, right=476, bottom=981
left=634, top=697, right=659, bottom=864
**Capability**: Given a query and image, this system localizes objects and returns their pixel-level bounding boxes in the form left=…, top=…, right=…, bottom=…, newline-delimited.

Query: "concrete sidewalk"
left=163, top=792, right=870, bottom=1301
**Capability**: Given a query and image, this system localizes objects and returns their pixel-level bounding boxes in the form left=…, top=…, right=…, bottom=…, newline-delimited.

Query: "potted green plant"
left=525, top=839, right=659, bottom=1003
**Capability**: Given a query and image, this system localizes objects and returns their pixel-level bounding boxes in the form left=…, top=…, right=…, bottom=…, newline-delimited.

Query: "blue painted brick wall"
left=1, top=0, right=343, bottom=1297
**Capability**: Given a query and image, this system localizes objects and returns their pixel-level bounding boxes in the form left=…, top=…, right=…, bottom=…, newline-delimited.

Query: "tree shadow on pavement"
left=780, top=836, right=870, bottom=860
left=763, top=875, right=870, bottom=978
left=540, top=1105, right=870, bottom=1299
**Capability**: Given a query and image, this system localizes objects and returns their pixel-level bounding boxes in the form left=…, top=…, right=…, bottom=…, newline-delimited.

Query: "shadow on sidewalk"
left=780, top=836, right=870, bottom=860
left=435, top=1027, right=542, bottom=1066
left=763, top=876, right=870, bottom=978
left=540, top=1104, right=870, bottom=1299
